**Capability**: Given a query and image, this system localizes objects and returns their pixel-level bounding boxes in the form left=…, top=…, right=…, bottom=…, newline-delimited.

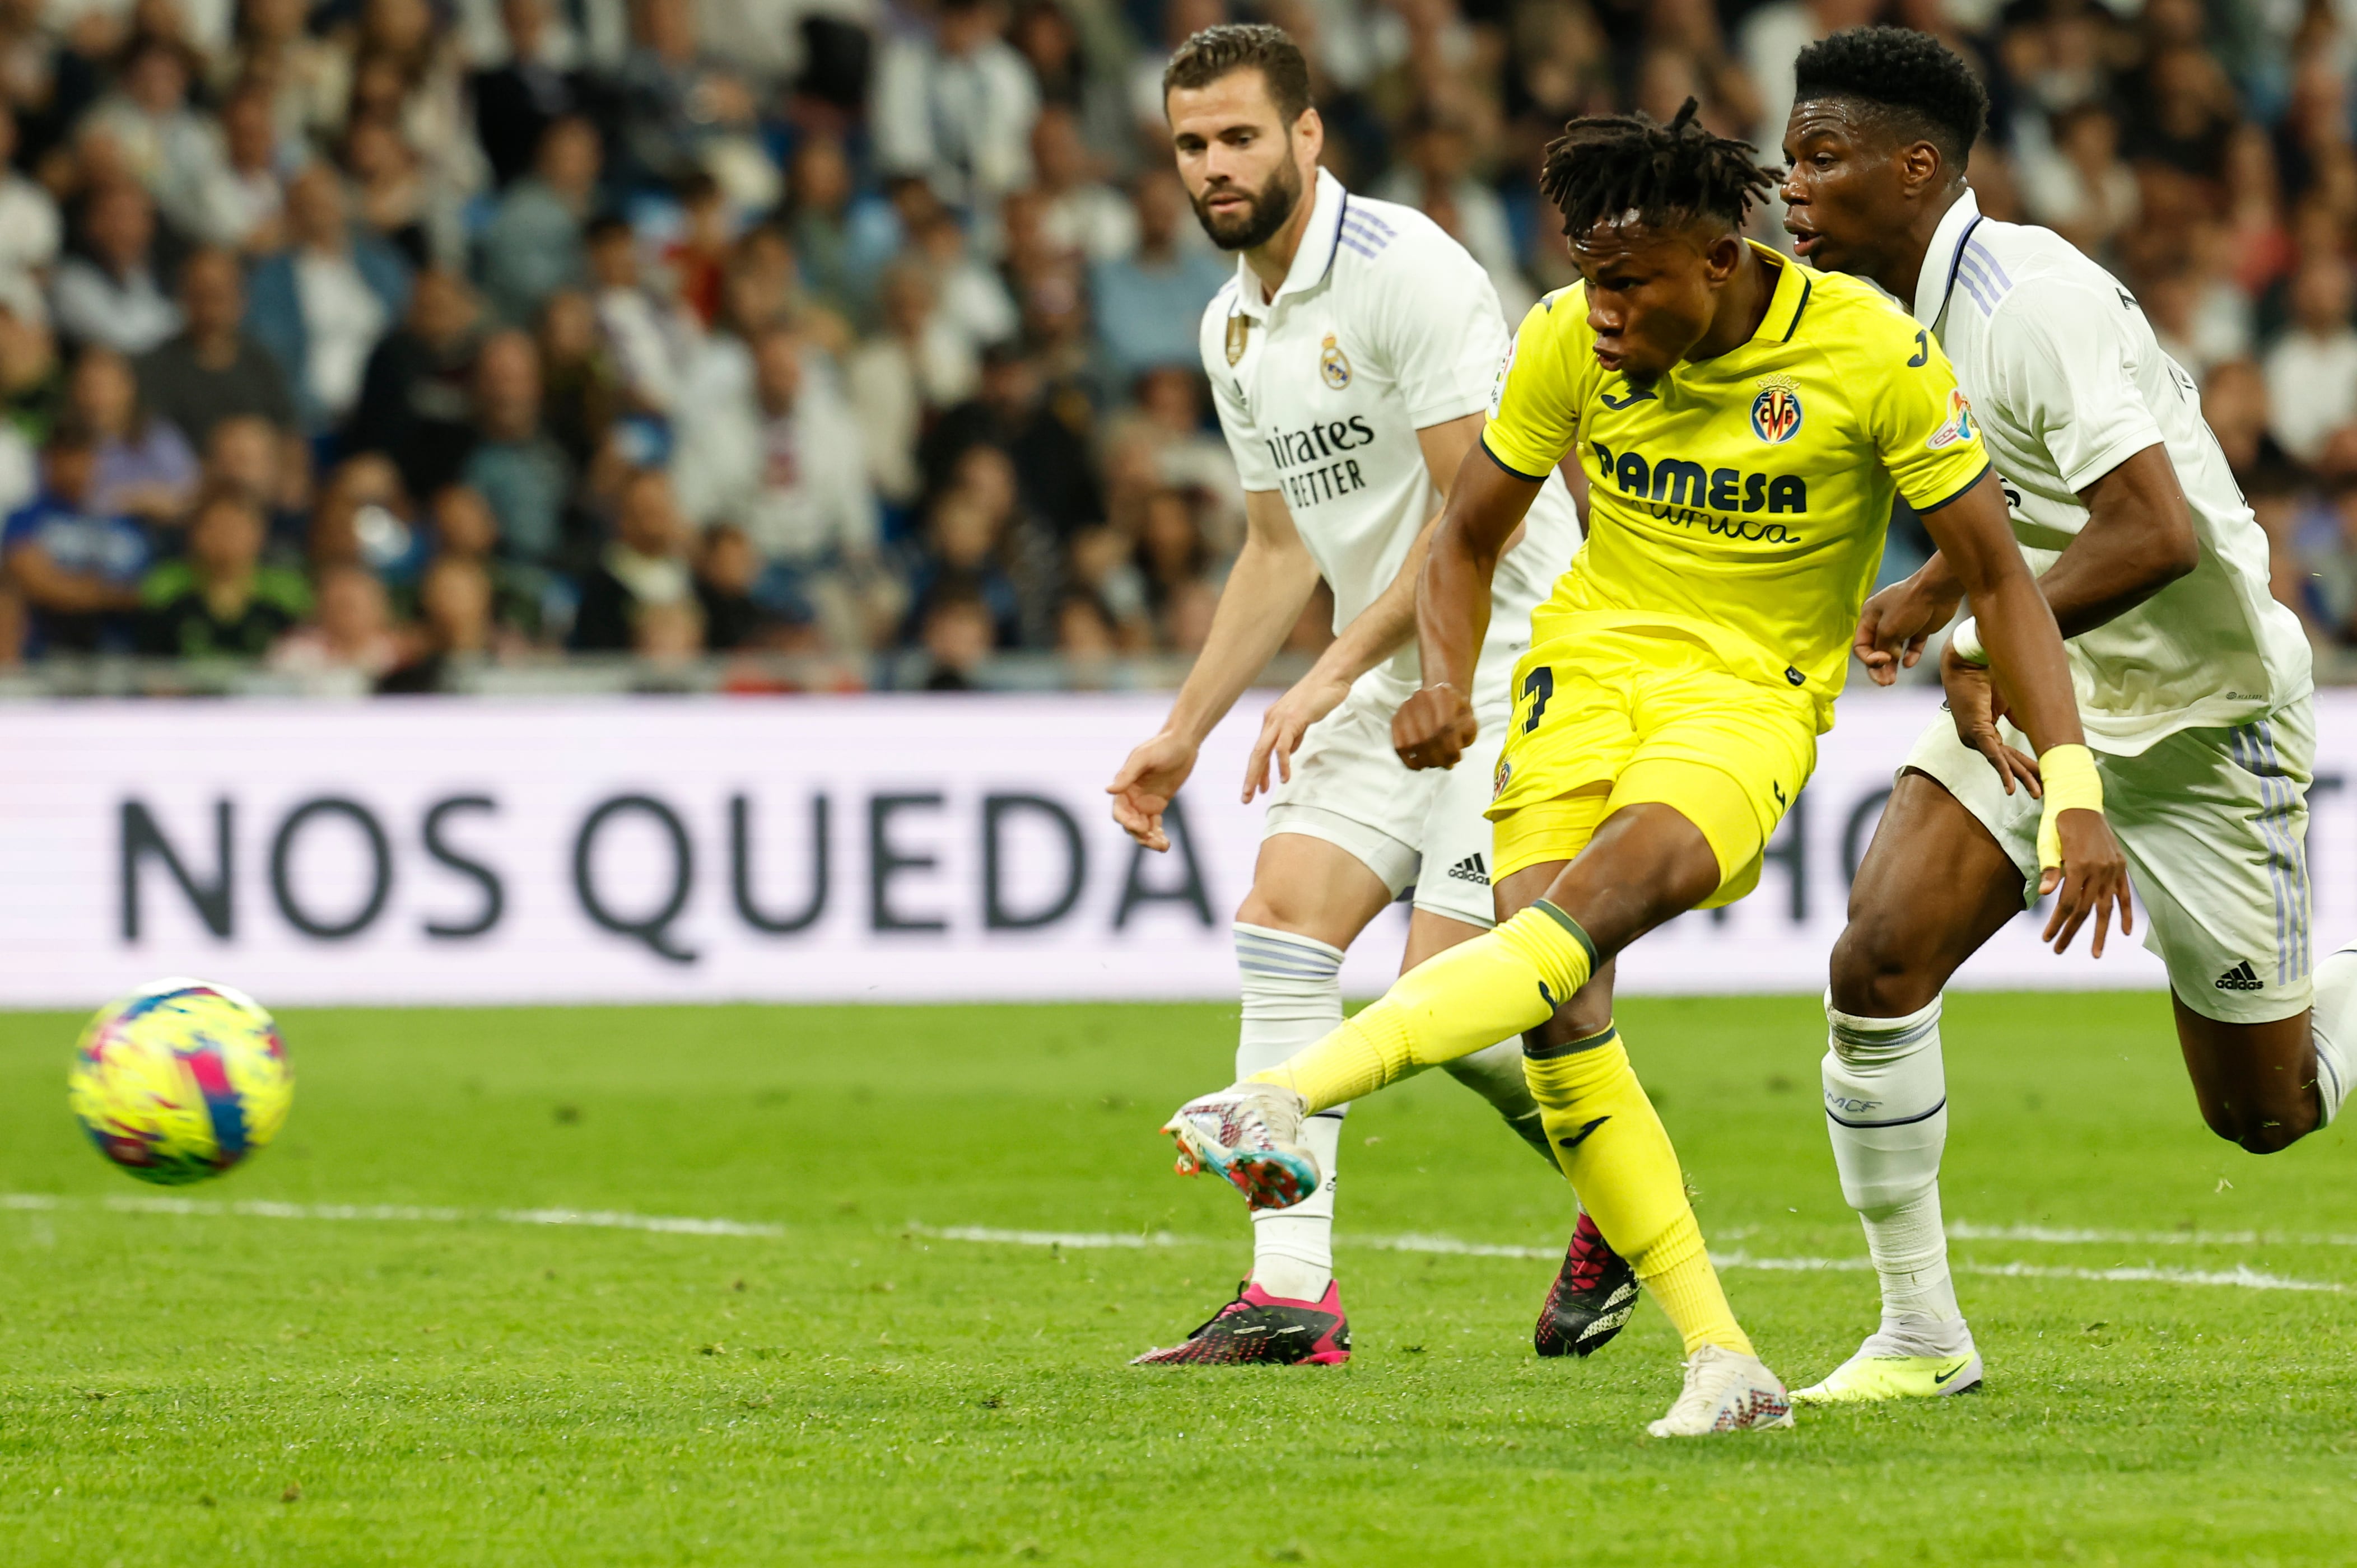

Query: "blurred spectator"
left=617, top=0, right=768, bottom=202
left=667, top=175, right=736, bottom=329
left=476, top=115, right=597, bottom=327
left=0, top=423, right=147, bottom=654
left=916, top=581, right=997, bottom=689
left=782, top=133, right=896, bottom=330
left=137, top=490, right=309, bottom=657
left=51, top=183, right=181, bottom=356
left=460, top=328, right=574, bottom=570
left=309, top=451, right=426, bottom=584
left=245, top=165, right=413, bottom=432
left=924, top=347, right=1100, bottom=538
left=1031, top=104, right=1134, bottom=263
left=71, top=343, right=196, bottom=524
left=586, top=213, right=697, bottom=416
left=671, top=322, right=880, bottom=647
left=534, top=286, right=621, bottom=474
left=269, top=560, right=404, bottom=683
left=0, top=579, right=24, bottom=666
left=342, top=115, right=432, bottom=272
left=428, top=480, right=546, bottom=636
left=874, top=0, right=1039, bottom=211
left=381, top=553, right=497, bottom=691
left=1131, top=365, right=1240, bottom=550
left=1091, top=169, right=1231, bottom=384
left=2019, top=103, right=2137, bottom=260
left=82, top=40, right=231, bottom=245
left=1374, top=105, right=1531, bottom=315
left=909, top=200, right=1020, bottom=354
left=909, top=486, right=1023, bottom=651
left=693, top=520, right=768, bottom=651
left=195, top=86, right=291, bottom=254
left=203, top=413, right=306, bottom=552
left=136, top=247, right=298, bottom=448
left=574, top=465, right=692, bottom=651
left=471, top=0, right=591, bottom=190
left=348, top=266, right=485, bottom=500
left=845, top=260, right=977, bottom=508
left=2264, top=258, right=2357, bottom=473
left=0, top=105, right=62, bottom=305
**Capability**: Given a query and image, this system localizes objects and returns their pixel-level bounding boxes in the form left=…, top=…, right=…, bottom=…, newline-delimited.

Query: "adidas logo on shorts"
left=1446, top=853, right=1489, bottom=886
left=2215, top=960, right=2264, bottom=992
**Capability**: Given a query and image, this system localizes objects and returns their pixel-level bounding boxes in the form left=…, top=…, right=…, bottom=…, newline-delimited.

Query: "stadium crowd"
left=0, top=0, right=2352, bottom=690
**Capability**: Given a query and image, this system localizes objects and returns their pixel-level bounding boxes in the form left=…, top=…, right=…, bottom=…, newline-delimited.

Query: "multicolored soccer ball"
left=68, top=978, right=293, bottom=1184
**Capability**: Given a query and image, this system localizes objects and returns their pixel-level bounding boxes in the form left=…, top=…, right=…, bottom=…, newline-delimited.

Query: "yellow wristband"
left=2035, top=743, right=2103, bottom=875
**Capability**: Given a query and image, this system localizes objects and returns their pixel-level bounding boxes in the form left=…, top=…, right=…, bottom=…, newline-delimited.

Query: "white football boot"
left=1794, top=1323, right=1983, bottom=1404
left=1161, top=1082, right=1319, bottom=1211
left=1646, top=1344, right=1796, bottom=1437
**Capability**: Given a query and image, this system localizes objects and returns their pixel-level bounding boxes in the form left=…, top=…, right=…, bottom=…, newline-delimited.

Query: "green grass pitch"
left=1, top=992, right=2353, bottom=1566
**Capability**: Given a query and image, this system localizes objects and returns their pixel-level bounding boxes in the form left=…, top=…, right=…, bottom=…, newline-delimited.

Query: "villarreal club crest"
left=69, top=978, right=293, bottom=1184
left=1750, top=376, right=1803, bottom=445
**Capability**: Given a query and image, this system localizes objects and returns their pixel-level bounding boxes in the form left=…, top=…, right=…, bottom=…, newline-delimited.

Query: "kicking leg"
left=1801, top=769, right=2023, bottom=1403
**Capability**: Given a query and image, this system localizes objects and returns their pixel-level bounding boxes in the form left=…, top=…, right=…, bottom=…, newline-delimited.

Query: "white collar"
left=1231, top=167, right=1349, bottom=319
left=1911, top=186, right=1985, bottom=329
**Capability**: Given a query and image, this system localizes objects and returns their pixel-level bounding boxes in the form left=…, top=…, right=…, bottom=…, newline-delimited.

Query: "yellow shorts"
left=1486, top=628, right=1818, bottom=907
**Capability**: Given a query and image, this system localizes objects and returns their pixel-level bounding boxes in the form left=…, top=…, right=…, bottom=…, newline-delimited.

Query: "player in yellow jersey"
left=1154, top=102, right=2132, bottom=1438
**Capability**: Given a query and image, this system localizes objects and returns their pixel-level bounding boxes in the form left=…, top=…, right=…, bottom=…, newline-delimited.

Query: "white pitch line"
left=1949, top=1221, right=2357, bottom=1249
left=7, top=1197, right=2346, bottom=1294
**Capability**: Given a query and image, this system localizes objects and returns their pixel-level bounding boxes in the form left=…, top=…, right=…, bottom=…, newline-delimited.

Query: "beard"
left=1191, top=157, right=1305, bottom=252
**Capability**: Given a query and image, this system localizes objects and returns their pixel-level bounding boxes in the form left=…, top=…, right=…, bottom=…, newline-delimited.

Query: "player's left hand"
left=1243, top=670, right=1352, bottom=802
left=2041, top=809, right=2134, bottom=958
left=1392, top=683, right=1478, bottom=771
left=1855, top=572, right=1964, bottom=687
left=1941, top=643, right=2042, bottom=797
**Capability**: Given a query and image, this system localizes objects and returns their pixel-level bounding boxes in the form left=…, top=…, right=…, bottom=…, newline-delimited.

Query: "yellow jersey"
left=1482, top=242, right=1991, bottom=731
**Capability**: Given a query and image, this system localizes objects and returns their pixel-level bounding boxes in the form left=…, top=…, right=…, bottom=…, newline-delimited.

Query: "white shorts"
left=1902, top=697, right=2315, bottom=1024
left=1263, top=675, right=1506, bottom=929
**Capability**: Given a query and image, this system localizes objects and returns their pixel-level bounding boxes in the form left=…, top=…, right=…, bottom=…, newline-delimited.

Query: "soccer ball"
left=68, top=978, right=294, bottom=1185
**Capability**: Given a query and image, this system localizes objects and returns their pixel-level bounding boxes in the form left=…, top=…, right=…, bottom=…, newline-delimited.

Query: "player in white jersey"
left=1105, top=25, right=1594, bottom=1365
left=1764, top=28, right=2355, bottom=1402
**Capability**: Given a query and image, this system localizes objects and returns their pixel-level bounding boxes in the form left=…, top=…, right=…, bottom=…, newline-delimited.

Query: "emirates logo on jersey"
left=1749, top=376, right=1803, bottom=444
left=1320, top=334, right=1353, bottom=389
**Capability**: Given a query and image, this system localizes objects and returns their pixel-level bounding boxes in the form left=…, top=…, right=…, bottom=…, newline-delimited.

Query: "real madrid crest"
left=1224, top=312, right=1251, bottom=366
left=1320, top=333, right=1352, bottom=390
left=1749, top=374, right=1802, bottom=444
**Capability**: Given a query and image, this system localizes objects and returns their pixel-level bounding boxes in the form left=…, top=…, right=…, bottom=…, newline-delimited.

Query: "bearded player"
left=1106, top=25, right=1589, bottom=1367
left=1156, top=101, right=2130, bottom=1435
left=1769, top=27, right=2352, bottom=1404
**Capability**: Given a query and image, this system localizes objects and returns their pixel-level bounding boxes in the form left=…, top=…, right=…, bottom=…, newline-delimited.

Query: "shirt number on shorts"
left=1521, top=666, right=1554, bottom=733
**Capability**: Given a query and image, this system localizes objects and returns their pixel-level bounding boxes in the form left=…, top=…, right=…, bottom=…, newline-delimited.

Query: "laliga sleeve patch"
left=1925, top=388, right=1978, bottom=450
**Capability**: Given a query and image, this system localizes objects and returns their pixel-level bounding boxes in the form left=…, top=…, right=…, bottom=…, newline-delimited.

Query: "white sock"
left=1234, top=922, right=1345, bottom=1300
left=1824, top=992, right=1969, bottom=1352
left=2312, top=941, right=2356, bottom=1127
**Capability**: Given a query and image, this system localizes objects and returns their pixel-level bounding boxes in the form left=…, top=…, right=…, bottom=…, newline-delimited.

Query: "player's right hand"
left=1108, top=732, right=1197, bottom=852
left=2041, top=809, right=2134, bottom=958
left=1392, top=683, right=1478, bottom=771
left=1243, top=670, right=1351, bottom=803
left=1941, top=643, right=2042, bottom=797
left=1855, top=572, right=1963, bottom=687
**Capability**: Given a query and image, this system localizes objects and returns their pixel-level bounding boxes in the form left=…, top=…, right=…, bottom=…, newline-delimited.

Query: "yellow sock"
left=1248, top=902, right=1596, bottom=1113
left=1522, top=1028, right=1752, bottom=1357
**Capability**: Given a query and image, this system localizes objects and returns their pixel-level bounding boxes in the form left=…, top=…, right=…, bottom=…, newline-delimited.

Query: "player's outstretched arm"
left=1109, top=488, right=1321, bottom=851
left=1392, top=444, right=1543, bottom=771
left=1917, top=469, right=2133, bottom=955
left=1243, top=412, right=1490, bottom=800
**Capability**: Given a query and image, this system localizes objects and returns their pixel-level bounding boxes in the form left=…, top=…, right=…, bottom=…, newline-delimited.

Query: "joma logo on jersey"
left=1589, top=441, right=1808, bottom=516
left=1749, top=378, right=1803, bottom=444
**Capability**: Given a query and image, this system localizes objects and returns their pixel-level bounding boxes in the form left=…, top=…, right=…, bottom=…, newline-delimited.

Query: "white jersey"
left=1200, top=169, right=1582, bottom=706
left=1908, top=191, right=2312, bottom=755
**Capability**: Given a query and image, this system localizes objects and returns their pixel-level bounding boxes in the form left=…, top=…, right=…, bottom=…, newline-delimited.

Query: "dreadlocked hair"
left=1540, top=99, right=1777, bottom=241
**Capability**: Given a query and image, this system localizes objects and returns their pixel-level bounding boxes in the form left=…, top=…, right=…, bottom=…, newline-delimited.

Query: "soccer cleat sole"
left=1161, top=1116, right=1317, bottom=1211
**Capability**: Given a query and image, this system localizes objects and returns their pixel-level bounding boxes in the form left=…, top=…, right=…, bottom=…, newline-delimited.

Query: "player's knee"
left=1827, top=923, right=1941, bottom=1018
left=2196, top=1089, right=2320, bottom=1155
